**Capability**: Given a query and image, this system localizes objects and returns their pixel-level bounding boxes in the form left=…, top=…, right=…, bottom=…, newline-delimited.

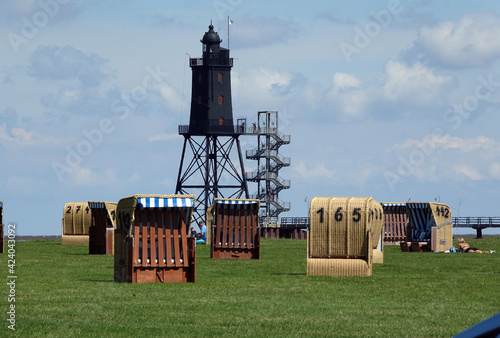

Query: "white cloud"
left=489, top=163, right=500, bottom=179
left=453, top=165, right=484, bottom=181
left=393, top=134, right=497, bottom=153
left=235, top=67, right=305, bottom=109
left=28, top=45, right=110, bottom=86
left=381, top=60, right=453, bottom=103
left=2, top=1, right=500, bottom=237
left=62, top=166, right=121, bottom=187
left=68, top=166, right=96, bottom=185
left=388, top=133, right=500, bottom=183
left=323, top=62, right=454, bottom=122
left=435, top=135, right=496, bottom=152
left=0, top=124, right=60, bottom=148
left=158, top=83, right=185, bottom=112
left=255, top=68, right=297, bottom=95
left=411, top=12, right=500, bottom=67
left=41, top=86, right=86, bottom=111
left=332, top=73, right=361, bottom=90
left=324, top=72, right=367, bottom=119
left=293, top=161, right=335, bottom=180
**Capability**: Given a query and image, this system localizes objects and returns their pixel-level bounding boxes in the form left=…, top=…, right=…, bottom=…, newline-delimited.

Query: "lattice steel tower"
left=176, top=23, right=249, bottom=223
left=246, top=111, right=290, bottom=226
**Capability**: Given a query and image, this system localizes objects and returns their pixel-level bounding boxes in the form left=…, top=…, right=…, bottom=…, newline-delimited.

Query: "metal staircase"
left=244, top=111, right=291, bottom=226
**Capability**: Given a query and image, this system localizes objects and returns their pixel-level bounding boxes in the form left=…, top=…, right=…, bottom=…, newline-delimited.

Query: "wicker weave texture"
left=62, top=202, right=92, bottom=235
left=372, top=202, right=384, bottom=246
left=431, top=223, right=453, bottom=252
left=372, top=202, right=384, bottom=264
left=105, top=202, right=118, bottom=228
left=61, top=235, right=89, bottom=245
left=373, top=249, right=383, bottom=264
left=428, top=202, right=453, bottom=228
left=307, top=258, right=372, bottom=277
left=308, top=197, right=382, bottom=257
left=307, top=197, right=380, bottom=277
left=206, top=204, right=215, bottom=244
left=406, top=202, right=453, bottom=251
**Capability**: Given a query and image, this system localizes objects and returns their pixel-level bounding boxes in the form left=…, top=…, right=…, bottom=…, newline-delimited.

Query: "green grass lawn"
left=1, top=237, right=499, bottom=337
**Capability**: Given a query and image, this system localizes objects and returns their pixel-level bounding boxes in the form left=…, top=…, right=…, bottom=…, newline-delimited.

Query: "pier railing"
left=278, top=216, right=500, bottom=238
left=453, top=217, right=500, bottom=238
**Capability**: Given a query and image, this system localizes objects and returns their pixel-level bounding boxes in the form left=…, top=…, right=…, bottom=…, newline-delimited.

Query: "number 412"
left=435, top=206, right=449, bottom=218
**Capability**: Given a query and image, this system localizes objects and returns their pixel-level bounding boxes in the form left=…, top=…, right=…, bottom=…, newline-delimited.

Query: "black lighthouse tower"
left=176, top=23, right=249, bottom=223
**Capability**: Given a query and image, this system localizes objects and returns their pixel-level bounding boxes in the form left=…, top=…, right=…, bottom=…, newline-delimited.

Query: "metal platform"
left=453, top=217, right=500, bottom=238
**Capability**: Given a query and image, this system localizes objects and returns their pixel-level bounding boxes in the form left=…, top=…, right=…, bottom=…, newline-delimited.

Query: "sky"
left=1, top=0, right=500, bottom=235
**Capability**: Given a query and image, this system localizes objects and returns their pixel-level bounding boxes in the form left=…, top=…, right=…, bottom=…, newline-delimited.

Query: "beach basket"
left=114, top=194, right=196, bottom=283
left=307, top=197, right=383, bottom=276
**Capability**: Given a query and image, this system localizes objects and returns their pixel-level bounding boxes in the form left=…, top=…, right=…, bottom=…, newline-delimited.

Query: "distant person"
left=190, top=227, right=197, bottom=237
left=457, top=237, right=496, bottom=253
left=267, top=188, right=273, bottom=201
left=199, top=222, right=207, bottom=243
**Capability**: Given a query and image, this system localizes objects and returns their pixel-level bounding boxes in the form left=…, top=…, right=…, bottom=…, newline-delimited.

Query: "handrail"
left=245, top=170, right=290, bottom=188
left=178, top=124, right=245, bottom=135
left=270, top=198, right=290, bottom=211
left=278, top=216, right=500, bottom=230
left=241, top=127, right=291, bottom=143
left=189, top=57, right=233, bottom=67
left=265, top=172, right=290, bottom=188
left=452, top=217, right=500, bottom=228
left=245, top=149, right=291, bottom=166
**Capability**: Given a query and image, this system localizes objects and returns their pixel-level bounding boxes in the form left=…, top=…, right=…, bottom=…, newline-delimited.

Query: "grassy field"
left=1, top=237, right=499, bottom=337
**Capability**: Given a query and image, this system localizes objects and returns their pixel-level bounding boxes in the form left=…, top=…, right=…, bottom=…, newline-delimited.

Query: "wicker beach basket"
left=307, top=197, right=383, bottom=277
left=61, top=202, right=92, bottom=245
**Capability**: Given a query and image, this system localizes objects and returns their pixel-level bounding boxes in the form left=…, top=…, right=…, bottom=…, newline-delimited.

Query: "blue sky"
left=1, top=0, right=500, bottom=235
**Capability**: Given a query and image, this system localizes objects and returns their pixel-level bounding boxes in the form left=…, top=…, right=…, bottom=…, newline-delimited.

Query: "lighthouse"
left=188, top=23, right=234, bottom=134
left=176, top=23, right=249, bottom=223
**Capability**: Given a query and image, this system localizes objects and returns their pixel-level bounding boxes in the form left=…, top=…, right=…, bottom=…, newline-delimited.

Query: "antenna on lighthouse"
left=228, top=16, right=233, bottom=49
